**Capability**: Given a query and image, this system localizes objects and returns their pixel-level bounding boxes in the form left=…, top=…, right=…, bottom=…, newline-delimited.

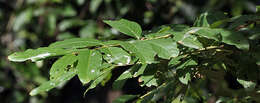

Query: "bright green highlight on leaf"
left=8, top=47, right=68, bottom=62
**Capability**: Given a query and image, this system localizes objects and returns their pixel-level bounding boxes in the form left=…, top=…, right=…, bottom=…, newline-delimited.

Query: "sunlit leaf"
left=49, top=38, right=103, bottom=49
left=100, top=47, right=131, bottom=65
left=8, top=47, right=68, bottom=62
left=104, top=19, right=142, bottom=39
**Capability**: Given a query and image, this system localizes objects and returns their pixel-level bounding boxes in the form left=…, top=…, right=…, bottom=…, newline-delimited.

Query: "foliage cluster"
left=8, top=10, right=260, bottom=102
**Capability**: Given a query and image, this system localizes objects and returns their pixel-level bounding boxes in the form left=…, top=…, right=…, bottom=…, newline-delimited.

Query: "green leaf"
left=8, top=47, right=68, bottom=62
left=120, top=41, right=156, bottom=64
left=133, top=64, right=148, bottom=77
left=229, top=15, right=260, bottom=29
left=49, top=38, right=103, bottom=49
left=178, top=35, right=203, bottom=49
left=173, top=28, right=203, bottom=49
left=218, top=29, right=249, bottom=50
left=195, top=28, right=221, bottom=41
left=139, top=64, right=158, bottom=87
left=137, top=81, right=177, bottom=103
left=84, top=64, right=115, bottom=94
left=77, top=50, right=102, bottom=84
left=29, top=66, right=77, bottom=96
left=147, top=39, right=179, bottom=59
left=13, top=8, right=33, bottom=31
left=85, top=71, right=111, bottom=94
left=179, top=72, right=191, bottom=85
left=49, top=54, right=78, bottom=80
left=113, top=64, right=142, bottom=90
left=112, top=69, right=132, bottom=90
left=113, top=95, right=137, bottom=103
left=58, top=19, right=86, bottom=31
left=237, top=78, right=256, bottom=90
left=193, top=12, right=210, bottom=27
left=176, top=59, right=197, bottom=70
left=90, top=0, right=103, bottom=14
left=104, top=19, right=142, bottom=39
left=100, top=47, right=131, bottom=65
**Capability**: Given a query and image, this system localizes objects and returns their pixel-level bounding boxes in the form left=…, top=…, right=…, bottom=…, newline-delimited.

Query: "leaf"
left=139, top=64, right=158, bottom=87
left=13, top=8, right=33, bottom=31
left=85, top=71, right=111, bottom=94
left=237, top=78, right=256, bottom=90
left=49, top=54, right=78, bottom=80
left=147, top=39, right=179, bottom=59
left=8, top=47, right=68, bottom=62
left=90, top=0, right=103, bottom=14
left=100, top=47, right=131, bottom=65
left=178, top=35, right=203, bottom=49
left=133, top=64, right=148, bottom=77
left=113, top=64, right=142, bottom=90
left=194, top=28, right=221, bottom=41
left=137, top=81, right=177, bottom=103
left=173, top=28, right=203, bottom=49
left=104, top=19, right=142, bottom=39
left=84, top=64, right=115, bottom=94
left=112, top=95, right=137, bottom=103
left=120, top=41, right=156, bottom=64
left=49, top=38, right=103, bottom=49
left=29, top=66, right=77, bottom=96
left=112, top=69, right=132, bottom=90
left=229, top=15, right=260, bottom=29
left=77, top=50, right=102, bottom=84
left=218, top=29, right=249, bottom=50
left=193, top=12, right=210, bottom=27
left=176, top=59, right=197, bottom=70
left=179, top=72, right=191, bottom=85
left=58, top=19, right=86, bottom=31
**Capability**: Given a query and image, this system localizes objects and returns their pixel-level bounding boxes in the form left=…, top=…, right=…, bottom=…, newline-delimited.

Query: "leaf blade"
left=104, top=19, right=142, bottom=39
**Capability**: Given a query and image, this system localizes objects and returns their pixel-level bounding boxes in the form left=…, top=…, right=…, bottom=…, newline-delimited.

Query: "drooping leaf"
left=147, top=39, right=179, bottom=59
left=133, top=64, right=148, bottom=77
left=218, top=29, right=249, bottom=50
left=113, top=95, right=137, bottom=103
left=77, top=50, right=102, bottom=84
left=49, top=54, right=78, bottom=80
left=113, top=69, right=132, bottom=90
left=84, top=70, right=111, bottom=94
left=100, top=47, right=131, bottom=65
left=29, top=66, right=77, bottom=96
left=104, top=19, right=142, bottom=39
left=49, top=38, right=103, bottom=49
left=120, top=41, right=156, bottom=64
left=113, top=64, right=142, bottom=90
left=8, top=47, right=68, bottom=62
left=84, top=64, right=115, bottom=94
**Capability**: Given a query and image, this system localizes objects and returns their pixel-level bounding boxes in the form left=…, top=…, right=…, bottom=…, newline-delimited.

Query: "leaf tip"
left=29, top=89, right=38, bottom=96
